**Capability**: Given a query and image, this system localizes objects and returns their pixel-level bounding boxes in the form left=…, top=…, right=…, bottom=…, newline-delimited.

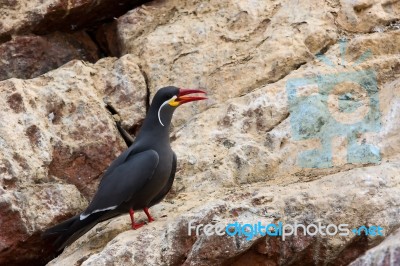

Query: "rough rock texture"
left=0, top=184, right=86, bottom=265
left=112, top=0, right=400, bottom=127
left=115, top=0, right=338, bottom=125
left=337, top=0, right=400, bottom=33
left=171, top=30, right=400, bottom=191
left=48, top=164, right=400, bottom=265
left=350, top=228, right=400, bottom=266
left=48, top=0, right=400, bottom=264
left=0, top=32, right=100, bottom=81
left=0, top=55, right=146, bottom=265
left=0, top=0, right=149, bottom=38
left=0, top=0, right=399, bottom=265
left=0, top=0, right=152, bottom=81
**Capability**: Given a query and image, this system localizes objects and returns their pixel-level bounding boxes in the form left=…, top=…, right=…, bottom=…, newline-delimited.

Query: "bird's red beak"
left=176, top=88, right=207, bottom=104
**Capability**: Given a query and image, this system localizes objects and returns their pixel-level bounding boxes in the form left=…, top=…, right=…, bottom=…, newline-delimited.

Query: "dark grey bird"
left=43, top=86, right=207, bottom=252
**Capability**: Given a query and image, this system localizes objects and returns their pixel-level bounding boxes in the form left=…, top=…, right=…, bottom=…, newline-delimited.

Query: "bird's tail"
left=42, top=214, right=83, bottom=252
left=42, top=211, right=120, bottom=253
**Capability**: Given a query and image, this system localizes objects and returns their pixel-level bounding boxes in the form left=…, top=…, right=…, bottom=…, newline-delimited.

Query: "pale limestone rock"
left=47, top=2, right=400, bottom=265
left=337, top=0, right=400, bottom=33
left=172, top=30, right=400, bottom=193
left=0, top=0, right=398, bottom=265
left=116, top=0, right=337, bottom=126
left=48, top=164, right=400, bottom=265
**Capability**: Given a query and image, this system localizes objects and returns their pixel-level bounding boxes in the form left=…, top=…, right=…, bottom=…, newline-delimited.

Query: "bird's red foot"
left=129, top=208, right=145, bottom=230
left=144, top=207, right=155, bottom=223
left=132, top=222, right=145, bottom=230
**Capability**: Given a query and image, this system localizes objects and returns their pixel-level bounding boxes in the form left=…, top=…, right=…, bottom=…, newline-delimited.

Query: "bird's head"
left=152, top=86, right=207, bottom=127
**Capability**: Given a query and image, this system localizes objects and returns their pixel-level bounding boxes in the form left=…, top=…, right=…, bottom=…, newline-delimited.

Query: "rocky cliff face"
left=0, top=0, right=399, bottom=265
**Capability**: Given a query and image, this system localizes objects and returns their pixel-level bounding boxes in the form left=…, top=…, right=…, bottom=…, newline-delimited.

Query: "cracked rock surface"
left=0, top=55, right=146, bottom=265
left=0, top=0, right=151, bottom=81
left=0, top=0, right=399, bottom=265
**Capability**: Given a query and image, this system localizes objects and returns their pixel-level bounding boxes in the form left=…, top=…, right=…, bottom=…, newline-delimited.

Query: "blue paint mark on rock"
left=286, top=69, right=381, bottom=168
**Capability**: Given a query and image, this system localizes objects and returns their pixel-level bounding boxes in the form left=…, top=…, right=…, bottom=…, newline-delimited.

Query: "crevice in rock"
left=105, top=102, right=139, bottom=143
left=138, top=64, right=151, bottom=113
left=0, top=34, right=11, bottom=45
left=382, top=19, right=400, bottom=32
left=127, top=119, right=145, bottom=137
left=242, top=58, right=309, bottom=96
left=110, top=63, right=149, bottom=137
left=316, top=42, right=333, bottom=56
left=330, top=233, right=376, bottom=265
left=265, top=112, right=290, bottom=133
left=86, top=18, right=121, bottom=58
left=209, top=54, right=254, bottom=77
left=0, top=231, right=54, bottom=266
left=30, top=1, right=152, bottom=36
left=0, top=0, right=153, bottom=81
left=85, top=27, right=111, bottom=58
left=223, top=232, right=377, bottom=266
left=291, top=162, right=380, bottom=186
left=172, top=50, right=200, bottom=64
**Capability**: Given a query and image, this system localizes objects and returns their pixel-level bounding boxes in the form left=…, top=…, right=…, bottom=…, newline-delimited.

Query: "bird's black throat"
left=136, top=102, right=176, bottom=144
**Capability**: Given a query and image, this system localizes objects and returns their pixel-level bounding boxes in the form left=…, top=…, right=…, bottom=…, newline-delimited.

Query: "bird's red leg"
left=143, top=207, right=155, bottom=223
left=129, top=208, right=144, bottom=230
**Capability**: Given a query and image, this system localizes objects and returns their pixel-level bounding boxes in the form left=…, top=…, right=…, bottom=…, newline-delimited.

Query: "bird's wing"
left=80, top=149, right=159, bottom=220
left=150, top=152, right=177, bottom=206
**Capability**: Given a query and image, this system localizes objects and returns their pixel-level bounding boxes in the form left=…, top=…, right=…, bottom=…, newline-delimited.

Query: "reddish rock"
left=0, top=0, right=151, bottom=39
left=95, top=22, right=120, bottom=57
left=350, top=228, right=400, bottom=266
left=0, top=56, right=146, bottom=265
left=0, top=32, right=99, bottom=81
